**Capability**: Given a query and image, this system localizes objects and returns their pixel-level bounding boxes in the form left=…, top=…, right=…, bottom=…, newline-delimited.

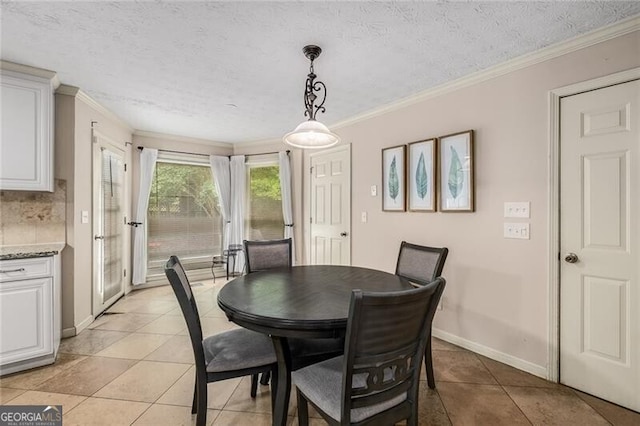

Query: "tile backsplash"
left=0, top=179, right=66, bottom=246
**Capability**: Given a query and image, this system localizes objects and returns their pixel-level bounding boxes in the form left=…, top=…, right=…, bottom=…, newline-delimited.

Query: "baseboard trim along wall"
left=432, top=328, right=548, bottom=380
left=62, top=314, right=94, bottom=338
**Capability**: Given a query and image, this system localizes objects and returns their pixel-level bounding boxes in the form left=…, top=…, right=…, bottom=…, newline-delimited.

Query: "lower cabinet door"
left=0, top=277, right=53, bottom=364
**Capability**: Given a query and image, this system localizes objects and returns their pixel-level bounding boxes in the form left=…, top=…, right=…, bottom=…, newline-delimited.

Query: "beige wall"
left=55, top=93, right=75, bottom=329
left=55, top=89, right=133, bottom=333
left=309, top=31, right=639, bottom=370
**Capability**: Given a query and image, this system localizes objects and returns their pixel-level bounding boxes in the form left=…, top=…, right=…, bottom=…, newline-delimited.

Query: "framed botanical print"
left=407, top=138, right=437, bottom=212
left=439, top=130, right=474, bottom=212
left=382, top=145, right=406, bottom=211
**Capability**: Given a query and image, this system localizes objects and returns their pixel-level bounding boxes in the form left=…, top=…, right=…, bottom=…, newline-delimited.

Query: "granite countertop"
left=0, top=243, right=66, bottom=260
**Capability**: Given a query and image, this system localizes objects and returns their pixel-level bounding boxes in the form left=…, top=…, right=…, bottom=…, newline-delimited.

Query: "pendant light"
left=283, top=45, right=341, bottom=149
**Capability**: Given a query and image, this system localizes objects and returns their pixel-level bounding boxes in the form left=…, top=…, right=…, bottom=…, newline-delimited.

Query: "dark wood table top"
left=217, top=265, right=413, bottom=338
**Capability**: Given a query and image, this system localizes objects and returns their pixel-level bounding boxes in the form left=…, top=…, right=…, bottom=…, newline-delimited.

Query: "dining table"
left=217, top=264, right=413, bottom=426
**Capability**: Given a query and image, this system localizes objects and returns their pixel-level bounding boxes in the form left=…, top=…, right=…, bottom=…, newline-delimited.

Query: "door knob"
left=94, top=235, right=104, bottom=240
left=340, top=232, right=348, bottom=237
left=564, top=253, right=579, bottom=263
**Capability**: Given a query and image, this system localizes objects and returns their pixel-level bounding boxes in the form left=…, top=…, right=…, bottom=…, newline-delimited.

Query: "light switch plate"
left=81, top=210, right=89, bottom=224
left=504, top=202, right=530, bottom=218
left=361, top=212, right=367, bottom=223
left=504, top=222, right=530, bottom=239
left=370, top=185, right=377, bottom=196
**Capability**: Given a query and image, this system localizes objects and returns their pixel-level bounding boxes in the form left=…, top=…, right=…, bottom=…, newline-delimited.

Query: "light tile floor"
left=1, top=278, right=639, bottom=425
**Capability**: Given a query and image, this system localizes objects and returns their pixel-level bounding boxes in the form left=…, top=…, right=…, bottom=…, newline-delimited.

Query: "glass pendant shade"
left=283, top=119, right=340, bottom=149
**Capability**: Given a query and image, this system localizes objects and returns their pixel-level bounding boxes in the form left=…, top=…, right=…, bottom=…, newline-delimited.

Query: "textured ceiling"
left=2, top=1, right=639, bottom=144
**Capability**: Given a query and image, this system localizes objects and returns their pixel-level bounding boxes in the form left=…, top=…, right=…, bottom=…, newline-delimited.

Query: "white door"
left=560, top=79, right=639, bottom=411
left=93, top=134, right=127, bottom=315
left=309, top=145, right=351, bottom=265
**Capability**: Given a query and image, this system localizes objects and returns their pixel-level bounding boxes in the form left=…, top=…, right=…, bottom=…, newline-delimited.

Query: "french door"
left=93, top=132, right=126, bottom=315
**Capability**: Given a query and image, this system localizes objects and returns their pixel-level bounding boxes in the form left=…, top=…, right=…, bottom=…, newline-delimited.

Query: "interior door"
left=93, top=136, right=126, bottom=315
left=560, top=79, right=639, bottom=411
left=309, top=145, right=351, bottom=265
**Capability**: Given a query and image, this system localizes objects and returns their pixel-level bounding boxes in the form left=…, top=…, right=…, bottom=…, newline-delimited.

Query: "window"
left=246, top=156, right=283, bottom=240
left=147, top=155, right=222, bottom=276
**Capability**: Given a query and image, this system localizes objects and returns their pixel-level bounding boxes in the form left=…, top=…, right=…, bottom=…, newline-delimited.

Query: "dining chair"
left=244, top=238, right=292, bottom=273
left=395, top=241, right=448, bottom=389
left=243, top=238, right=344, bottom=385
left=164, top=256, right=278, bottom=426
left=293, top=277, right=446, bottom=426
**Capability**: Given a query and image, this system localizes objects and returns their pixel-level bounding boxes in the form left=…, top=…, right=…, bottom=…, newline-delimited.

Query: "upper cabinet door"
left=0, top=70, right=53, bottom=191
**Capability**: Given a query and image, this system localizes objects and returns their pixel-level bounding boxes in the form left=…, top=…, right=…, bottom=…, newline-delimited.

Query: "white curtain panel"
left=209, top=156, right=231, bottom=253
left=132, top=148, right=158, bottom=285
left=278, top=151, right=295, bottom=264
left=230, top=155, right=246, bottom=273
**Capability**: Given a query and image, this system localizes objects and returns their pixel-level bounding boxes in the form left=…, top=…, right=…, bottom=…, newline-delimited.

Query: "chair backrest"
left=164, top=255, right=206, bottom=368
left=341, top=278, right=446, bottom=423
left=395, top=241, right=448, bottom=285
left=244, top=238, right=292, bottom=273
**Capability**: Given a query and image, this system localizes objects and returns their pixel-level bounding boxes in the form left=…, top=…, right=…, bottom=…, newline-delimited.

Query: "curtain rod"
left=136, top=146, right=290, bottom=158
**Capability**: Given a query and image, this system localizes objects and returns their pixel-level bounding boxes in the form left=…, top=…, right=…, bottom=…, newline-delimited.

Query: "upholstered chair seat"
left=203, top=329, right=276, bottom=373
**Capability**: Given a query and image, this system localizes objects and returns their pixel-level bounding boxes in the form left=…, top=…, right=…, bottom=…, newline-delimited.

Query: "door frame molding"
left=306, top=144, right=352, bottom=265
left=547, top=67, right=640, bottom=382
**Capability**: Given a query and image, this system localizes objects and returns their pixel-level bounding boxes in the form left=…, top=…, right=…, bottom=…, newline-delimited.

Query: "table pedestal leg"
left=270, top=336, right=291, bottom=426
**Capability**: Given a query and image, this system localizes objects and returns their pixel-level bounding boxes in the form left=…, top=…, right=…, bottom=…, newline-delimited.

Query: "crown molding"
left=133, top=130, right=233, bottom=149
left=331, top=14, right=640, bottom=131
left=56, top=84, right=134, bottom=132
left=55, top=84, right=80, bottom=96
left=1, top=60, right=60, bottom=89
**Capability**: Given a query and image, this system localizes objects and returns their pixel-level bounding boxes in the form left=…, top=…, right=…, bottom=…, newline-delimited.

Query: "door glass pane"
left=147, top=161, right=222, bottom=276
left=101, top=149, right=123, bottom=301
left=247, top=165, right=283, bottom=240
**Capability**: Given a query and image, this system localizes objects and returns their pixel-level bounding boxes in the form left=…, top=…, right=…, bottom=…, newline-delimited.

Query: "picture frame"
left=407, top=138, right=437, bottom=212
left=382, top=145, right=406, bottom=211
left=438, top=130, right=474, bottom=212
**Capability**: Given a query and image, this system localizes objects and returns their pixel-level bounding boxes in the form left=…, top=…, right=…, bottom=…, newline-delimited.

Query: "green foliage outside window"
left=249, top=166, right=281, bottom=200
left=147, top=162, right=222, bottom=274
left=149, top=162, right=220, bottom=218
left=248, top=165, right=283, bottom=240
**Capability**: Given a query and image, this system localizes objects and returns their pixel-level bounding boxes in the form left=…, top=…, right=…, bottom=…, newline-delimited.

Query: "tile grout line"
left=475, top=353, right=533, bottom=426
left=569, top=389, right=616, bottom=426
left=432, top=386, right=455, bottom=426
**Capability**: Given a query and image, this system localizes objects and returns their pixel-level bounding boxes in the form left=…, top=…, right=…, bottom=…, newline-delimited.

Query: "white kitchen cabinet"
left=0, top=255, right=60, bottom=375
left=0, top=68, right=54, bottom=191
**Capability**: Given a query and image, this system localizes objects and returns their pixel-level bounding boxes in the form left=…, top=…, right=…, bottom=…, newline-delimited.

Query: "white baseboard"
left=75, top=314, right=94, bottom=335
left=62, top=314, right=94, bottom=338
left=61, top=327, right=75, bottom=338
left=432, top=328, right=549, bottom=380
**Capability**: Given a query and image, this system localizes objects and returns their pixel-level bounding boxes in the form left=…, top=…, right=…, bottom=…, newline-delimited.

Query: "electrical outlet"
left=504, top=222, right=530, bottom=239
left=504, top=202, right=530, bottom=218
